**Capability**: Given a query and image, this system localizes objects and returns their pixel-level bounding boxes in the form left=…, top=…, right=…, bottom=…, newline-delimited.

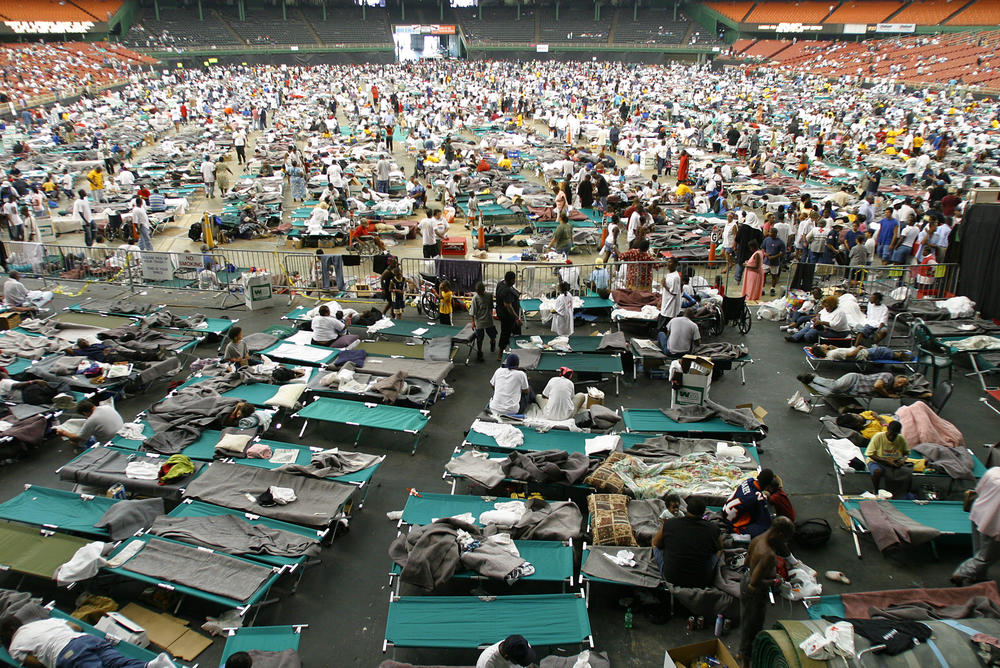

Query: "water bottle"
left=714, top=614, right=725, bottom=637
left=624, top=607, right=633, bottom=629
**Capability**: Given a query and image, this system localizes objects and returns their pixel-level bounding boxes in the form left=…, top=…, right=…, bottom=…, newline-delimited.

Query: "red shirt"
left=136, top=187, right=151, bottom=200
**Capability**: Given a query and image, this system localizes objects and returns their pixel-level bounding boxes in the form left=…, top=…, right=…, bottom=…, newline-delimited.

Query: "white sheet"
left=265, top=343, right=332, bottom=363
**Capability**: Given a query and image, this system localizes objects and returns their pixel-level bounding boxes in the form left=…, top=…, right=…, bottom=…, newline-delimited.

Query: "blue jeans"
left=376, top=180, right=389, bottom=194
left=56, top=635, right=148, bottom=668
left=877, top=243, right=892, bottom=260
left=657, top=330, right=683, bottom=356
left=866, top=345, right=895, bottom=361
left=891, top=245, right=912, bottom=264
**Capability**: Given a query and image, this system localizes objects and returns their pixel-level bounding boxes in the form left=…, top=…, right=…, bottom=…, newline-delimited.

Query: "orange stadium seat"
left=0, top=0, right=92, bottom=22
left=947, top=0, right=1000, bottom=25
left=706, top=1, right=757, bottom=21
left=72, top=0, right=124, bottom=21
left=824, top=1, right=903, bottom=23
left=745, top=1, right=835, bottom=23
left=731, top=38, right=758, bottom=54
left=892, top=0, right=967, bottom=24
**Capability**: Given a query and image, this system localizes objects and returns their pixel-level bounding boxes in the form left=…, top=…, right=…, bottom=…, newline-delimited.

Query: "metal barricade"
left=784, top=261, right=960, bottom=301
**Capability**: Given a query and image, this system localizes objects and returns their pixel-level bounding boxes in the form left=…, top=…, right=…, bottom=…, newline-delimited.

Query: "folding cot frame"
left=502, top=351, right=624, bottom=395
left=165, top=499, right=328, bottom=593
left=103, top=533, right=286, bottom=623
left=387, top=539, right=577, bottom=596
left=816, top=431, right=985, bottom=499
left=0, top=484, right=117, bottom=539
left=628, top=339, right=753, bottom=384
left=219, top=625, right=307, bottom=668
left=577, top=542, right=667, bottom=606
left=802, top=345, right=918, bottom=372
left=621, top=407, right=766, bottom=444
left=519, top=296, right=616, bottom=315
left=381, top=592, right=593, bottom=655
left=441, top=449, right=593, bottom=496
left=369, top=320, right=476, bottom=366
left=0, top=520, right=93, bottom=589
left=294, top=396, right=430, bottom=455
left=836, top=494, right=971, bottom=560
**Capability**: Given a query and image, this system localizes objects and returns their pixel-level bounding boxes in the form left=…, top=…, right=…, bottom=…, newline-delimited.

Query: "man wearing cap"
left=489, top=354, right=532, bottom=415
left=476, top=634, right=537, bottom=668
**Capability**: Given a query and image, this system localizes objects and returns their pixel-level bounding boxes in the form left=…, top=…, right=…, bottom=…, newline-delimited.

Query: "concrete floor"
left=0, top=275, right=995, bottom=667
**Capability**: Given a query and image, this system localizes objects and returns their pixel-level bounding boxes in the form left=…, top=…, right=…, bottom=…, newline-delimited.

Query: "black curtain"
left=957, top=204, right=1000, bottom=319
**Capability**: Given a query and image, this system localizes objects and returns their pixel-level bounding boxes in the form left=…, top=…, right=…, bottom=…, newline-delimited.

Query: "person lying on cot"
left=1, top=617, right=176, bottom=668
left=797, top=371, right=909, bottom=398
left=808, top=344, right=913, bottom=362
left=217, top=401, right=256, bottom=429
left=68, top=338, right=164, bottom=363
left=836, top=411, right=894, bottom=440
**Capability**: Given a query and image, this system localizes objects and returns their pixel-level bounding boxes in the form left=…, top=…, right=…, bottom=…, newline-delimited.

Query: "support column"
left=633, top=0, right=638, bottom=22
left=440, top=0, right=444, bottom=22
left=197, top=0, right=203, bottom=22
left=322, top=0, right=326, bottom=21
left=517, top=0, right=521, bottom=22
left=556, top=0, right=560, bottom=21
left=401, top=0, right=405, bottom=22
left=282, top=0, right=287, bottom=21
left=153, top=0, right=160, bottom=22
left=595, top=1, right=600, bottom=21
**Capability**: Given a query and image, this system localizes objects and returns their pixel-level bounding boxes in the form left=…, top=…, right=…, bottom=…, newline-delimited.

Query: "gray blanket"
left=512, top=348, right=542, bottom=370
left=581, top=546, right=663, bottom=588
left=912, top=442, right=975, bottom=480
left=693, top=342, right=749, bottom=361
left=0, top=589, right=49, bottom=625
left=628, top=499, right=667, bottom=547
left=0, top=330, right=71, bottom=359
left=869, top=596, right=1000, bottom=621
left=244, top=333, right=280, bottom=352
left=95, top=498, right=165, bottom=541
left=423, top=336, right=452, bottom=362
left=501, top=449, right=594, bottom=485
left=345, top=357, right=453, bottom=384
left=662, top=398, right=766, bottom=432
left=389, top=518, right=526, bottom=590
left=597, top=331, right=627, bottom=351
left=142, top=311, right=207, bottom=330
left=59, top=447, right=204, bottom=502
left=182, top=462, right=354, bottom=528
left=855, top=499, right=942, bottom=553
left=276, top=449, right=381, bottom=479
left=145, top=383, right=242, bottom=454
left=120, top=538, right=273, bottom=602
left=445, top=452, right=505, bottom=488
left=248, top=650, right=302, bottom=668
left=148, top=514, right=320, bottom=558
left=504, top=498, right=582, bottom=541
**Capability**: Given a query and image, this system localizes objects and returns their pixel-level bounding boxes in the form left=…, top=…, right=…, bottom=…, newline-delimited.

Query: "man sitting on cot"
left=808, top=344, right=913, bottom=362
left=797, top=371, right=909, bottom=397
left=723, top=468, right=775, bottom=538
left=489, top=353, right=533, bottom=416
left=2, top=617, right=176, bottom=668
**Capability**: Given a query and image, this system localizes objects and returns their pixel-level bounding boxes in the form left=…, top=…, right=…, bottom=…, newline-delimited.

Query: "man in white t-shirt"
left=489, top=354, right=531, bottom=415
left=538, top=367, right=585, bottom=421
left=2, top=616, right=175, bottom=668
left=418, top=211, right=443, bottom=259
left=476, top=634, right=537, bottom=668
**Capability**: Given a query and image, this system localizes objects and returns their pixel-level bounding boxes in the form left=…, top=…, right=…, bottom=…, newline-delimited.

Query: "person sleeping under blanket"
left=809, top=344, right=912, bottom=362
left=68, top=338, right=164, bottom=363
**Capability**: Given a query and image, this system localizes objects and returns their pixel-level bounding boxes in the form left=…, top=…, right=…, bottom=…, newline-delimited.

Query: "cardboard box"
left=285, top=237, right=303, bottom=249
left=664, top=638, right=738, bottom=668
left=317, top=237, right=335, bottom=248
left=120, top=603, right=211, bottom=661
left=95, top=611, right=149, bottom=648
left=736, top=403, right=769, bottom=421
left=681, top=354, right=714, bottom=376
left=0, top=312, right=20, bottom=330
left=672, top=372, right=711, bottom=408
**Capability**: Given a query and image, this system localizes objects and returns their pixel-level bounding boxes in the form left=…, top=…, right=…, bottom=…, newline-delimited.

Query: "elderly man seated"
left=2, top=271, right=38, bottom=315
left=808, top=344, right=913, bottom=362
left=797, top=371, right=909, bottom=397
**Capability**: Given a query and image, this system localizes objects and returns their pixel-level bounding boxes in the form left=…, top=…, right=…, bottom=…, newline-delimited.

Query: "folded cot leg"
left=297, top=419, right=309, bottom=439
left=354, top=426, right=364, bottom=447
left=411, top=433, right=420, bottom=456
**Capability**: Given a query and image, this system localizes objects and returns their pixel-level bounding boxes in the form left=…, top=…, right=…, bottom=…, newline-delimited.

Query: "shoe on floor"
left=824, top=570, right=851, bottom=585
left=797, top=373, right=815, bottom=384
left=784, top=335, right=798, bottom=342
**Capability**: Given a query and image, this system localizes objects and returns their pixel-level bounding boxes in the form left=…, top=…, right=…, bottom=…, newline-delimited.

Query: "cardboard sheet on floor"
left=120, top=603, right=212, bottom=661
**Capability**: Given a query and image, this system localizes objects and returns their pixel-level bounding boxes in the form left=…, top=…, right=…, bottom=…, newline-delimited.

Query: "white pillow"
left=265, top=383, right=307, bottom=409
left=215, top=433, right=253, bottom=455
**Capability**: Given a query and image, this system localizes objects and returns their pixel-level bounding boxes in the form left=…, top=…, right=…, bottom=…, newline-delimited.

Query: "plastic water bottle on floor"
left=624, top=607, right=633, bottom=629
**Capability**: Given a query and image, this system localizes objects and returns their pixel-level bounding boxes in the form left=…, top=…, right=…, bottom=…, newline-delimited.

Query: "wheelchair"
left=722, top=295, right=753, bottom=335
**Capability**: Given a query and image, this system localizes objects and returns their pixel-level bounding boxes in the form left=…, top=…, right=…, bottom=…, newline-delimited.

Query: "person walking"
left=495, top=271, right=522, bottom=361
left=133, top=197, right=152, bottom=251
left=470, top=281, right=497, bottom=362
left=72, top=190, right=95, bottom=247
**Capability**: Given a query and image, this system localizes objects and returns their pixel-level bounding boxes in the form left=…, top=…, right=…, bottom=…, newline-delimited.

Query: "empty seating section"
left=227, top=8, right=314, bottom=45
left=0, top=0, right=98, bottom=22
left=746, top=1, right=835, bottom=22
left=73, top=0, right=124, bottom=21
left=705, top=1, right=757, bottom=21
left=741, top=30, right=1000, bottom=88
left=947, top=0, right=1000, bottom=24
left=537, top=6, right=611, bottom=43
left=742, top=39, right=791, bottom=58
left=301, top=7, right=391, bottom=45
left=456, top=5, right=534, bottom=44
left=824, top=1, right=904, bottom=23
left=730, top=38, right=757, bottom=53
left=614, top=9, right=691, bottom=44
left=892, top=0, right=969, bottom=24
left=127, top=12, right=244, bottom=47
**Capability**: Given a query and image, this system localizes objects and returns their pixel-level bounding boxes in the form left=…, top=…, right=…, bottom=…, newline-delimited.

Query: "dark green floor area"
left=1, top=280, right=995, bottom=667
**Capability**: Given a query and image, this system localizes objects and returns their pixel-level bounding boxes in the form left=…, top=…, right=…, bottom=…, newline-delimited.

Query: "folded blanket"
left=501, top=449, right=595, bottom=485
left=95, top=498, right=164, bottom=541
left=855, top=499, right=941, bottom=553
left=445, top=451, right=505, bottom=488
left=276, top=448, right=381, bottom=479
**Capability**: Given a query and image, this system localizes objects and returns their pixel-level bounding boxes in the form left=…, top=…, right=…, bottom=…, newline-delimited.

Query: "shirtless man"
left=739, top=516, right=795, bottom=668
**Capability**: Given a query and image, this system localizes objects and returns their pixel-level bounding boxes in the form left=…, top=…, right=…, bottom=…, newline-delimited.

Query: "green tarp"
left=386, top=594, right=590, bottom=648
left=0, top=486, right=115, bottom=537
left=220, top=626, right=302, bottom=666
left=0, top=521, right=92, bottom=579
left=295, top=397, right=428, bottom=433
left=379, top=321, right=464, bottom=340
left=511, top=335, right=608, bottom=353
left=841, top=498, right=970, bottom=535
left=622, top=408, right=757, bottom=436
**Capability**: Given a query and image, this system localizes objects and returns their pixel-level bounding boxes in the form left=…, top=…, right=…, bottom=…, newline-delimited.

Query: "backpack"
left=794, top=518, right=832, bottom=549
left=188, top=223, right=202, bottom=242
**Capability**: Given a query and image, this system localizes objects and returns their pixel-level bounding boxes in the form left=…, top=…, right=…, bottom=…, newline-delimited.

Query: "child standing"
left=390, top=268, right=406, bottom=319
left=438, top=279, right=454, bottom=326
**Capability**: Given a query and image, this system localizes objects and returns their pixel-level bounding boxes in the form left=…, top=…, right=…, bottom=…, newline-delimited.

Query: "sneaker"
left=796, top=373, right=815, bottom=384
left=779, top=325, right=789, bottom=331
left=784, top=335, right=798, bottom=342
